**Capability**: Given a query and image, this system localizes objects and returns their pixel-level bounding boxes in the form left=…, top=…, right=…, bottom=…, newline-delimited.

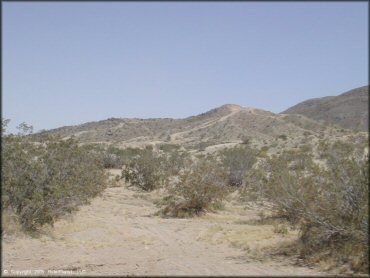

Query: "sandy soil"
left=2, top=181, right=326, bottom=276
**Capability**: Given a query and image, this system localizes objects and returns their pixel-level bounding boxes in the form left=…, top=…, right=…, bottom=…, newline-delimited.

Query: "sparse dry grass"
left=197, top=217, right=299, bottom=261
left=2, top=209, right=23, bottom=238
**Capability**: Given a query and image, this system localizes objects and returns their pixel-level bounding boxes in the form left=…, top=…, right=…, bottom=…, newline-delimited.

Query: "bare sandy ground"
left=2, top=181, right=326, bottom=276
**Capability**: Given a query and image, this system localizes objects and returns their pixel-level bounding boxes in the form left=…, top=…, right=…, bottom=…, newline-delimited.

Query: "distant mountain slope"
left=281, top=86, right=369, bottom=131
left=39, top=103, right=345, bottom=150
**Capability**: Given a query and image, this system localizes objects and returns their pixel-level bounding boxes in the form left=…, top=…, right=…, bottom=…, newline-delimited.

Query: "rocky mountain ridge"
left=282, top=85, right=368, bottom=131
left=38, top=86, right=368, bottom=150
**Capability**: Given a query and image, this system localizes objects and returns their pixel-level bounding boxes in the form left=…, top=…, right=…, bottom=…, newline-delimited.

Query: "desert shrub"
left=257, top=146, right=269, bottom=158
left=159, top=143, right=180, bottom=153
left=317, top=140, right=330, bottom=159
left=2, top=118, right=11, bottom=133
left=120, top=147, right=144, bottom=161
left=101, top=152, right=121, bottom=168
left=122, top=148, right=167, bottom=191
left=270, top=142, right=278, bottom=148
left=162, top=149, right=191, bottom=176
left=145, top=145, right=153, bottom=151
left=94, top=146, right=146, bottom=169
left=299, top=155, right=368, bottom=272
left=278, top=134, right=288, bottom=141
left=259, top=140, right=369, bottom=272
left=159, top=157, right=228, bottom=217
left=242, top=167, right=269, bottom=201
left=273, top=223, right=288, bottom=235
left=253, top=148, right=319, bottom=223
left=76, top=144, right=124, bottom=169
left=16, top=122, right=34, bottom=135
left=197, top=141, right=215, bottom=151
left=319, top=139, right=367, bottom=163
left=283, top=148, right=315, bottom=171
left=101, top=145, right=131, bottom=169
left=269, top=168, right=318, bottom=222
left=2, top=126, right=106, bottom=232
left=219, top=146, right=258, bottom=187
left=241, top=136, right=250, bottom=145
left=299, top=144, right=312, bottom=153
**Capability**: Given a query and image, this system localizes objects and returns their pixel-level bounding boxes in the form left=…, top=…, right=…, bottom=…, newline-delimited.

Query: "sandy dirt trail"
left=170, top=110, right=240, bottom=142
left=2, top=183, right=325, bottom=276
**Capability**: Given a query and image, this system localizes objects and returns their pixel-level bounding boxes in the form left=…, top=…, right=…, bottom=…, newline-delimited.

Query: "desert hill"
left=281, top=85, right=369, bottom=131
left=37, top=101, right=363, bottom=153
left=37, top=86, right=369, bottom=151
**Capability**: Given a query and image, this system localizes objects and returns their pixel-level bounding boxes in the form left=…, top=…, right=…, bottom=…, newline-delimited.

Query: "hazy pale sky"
left=3, top=2, right=368, bottom=133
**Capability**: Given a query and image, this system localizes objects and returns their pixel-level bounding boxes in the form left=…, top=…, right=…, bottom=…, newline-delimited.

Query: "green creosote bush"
left=197, top=141, right=215, bottom=152
left=98, top=147, right=123, bottom=169
left=278, top=134, right=288, bottom=141
left=162, top=149, right=191, bottom=177
left=219, top=146, right=258, bottom=187
left=101, top=145, right=129, bottom=169
left=158, top=143, right=181, bottom=153
left=259, top=140, right=369, bottom=272
left=122, top=148, right=167, bottom=191
left=273, top=223, right=288, bottom=235
left=242, top=167, right=269, bottom=201
left=2, top=121, right=106, bottom=232
left=241, top=136, right=251, bottom=145
left=91, top=145, right=149, bottom=170
left=159, top=157, right=228, bottom=218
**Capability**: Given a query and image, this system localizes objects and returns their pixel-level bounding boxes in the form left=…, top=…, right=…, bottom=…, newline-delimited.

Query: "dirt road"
left=2, top=183, right=324, bottom=276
